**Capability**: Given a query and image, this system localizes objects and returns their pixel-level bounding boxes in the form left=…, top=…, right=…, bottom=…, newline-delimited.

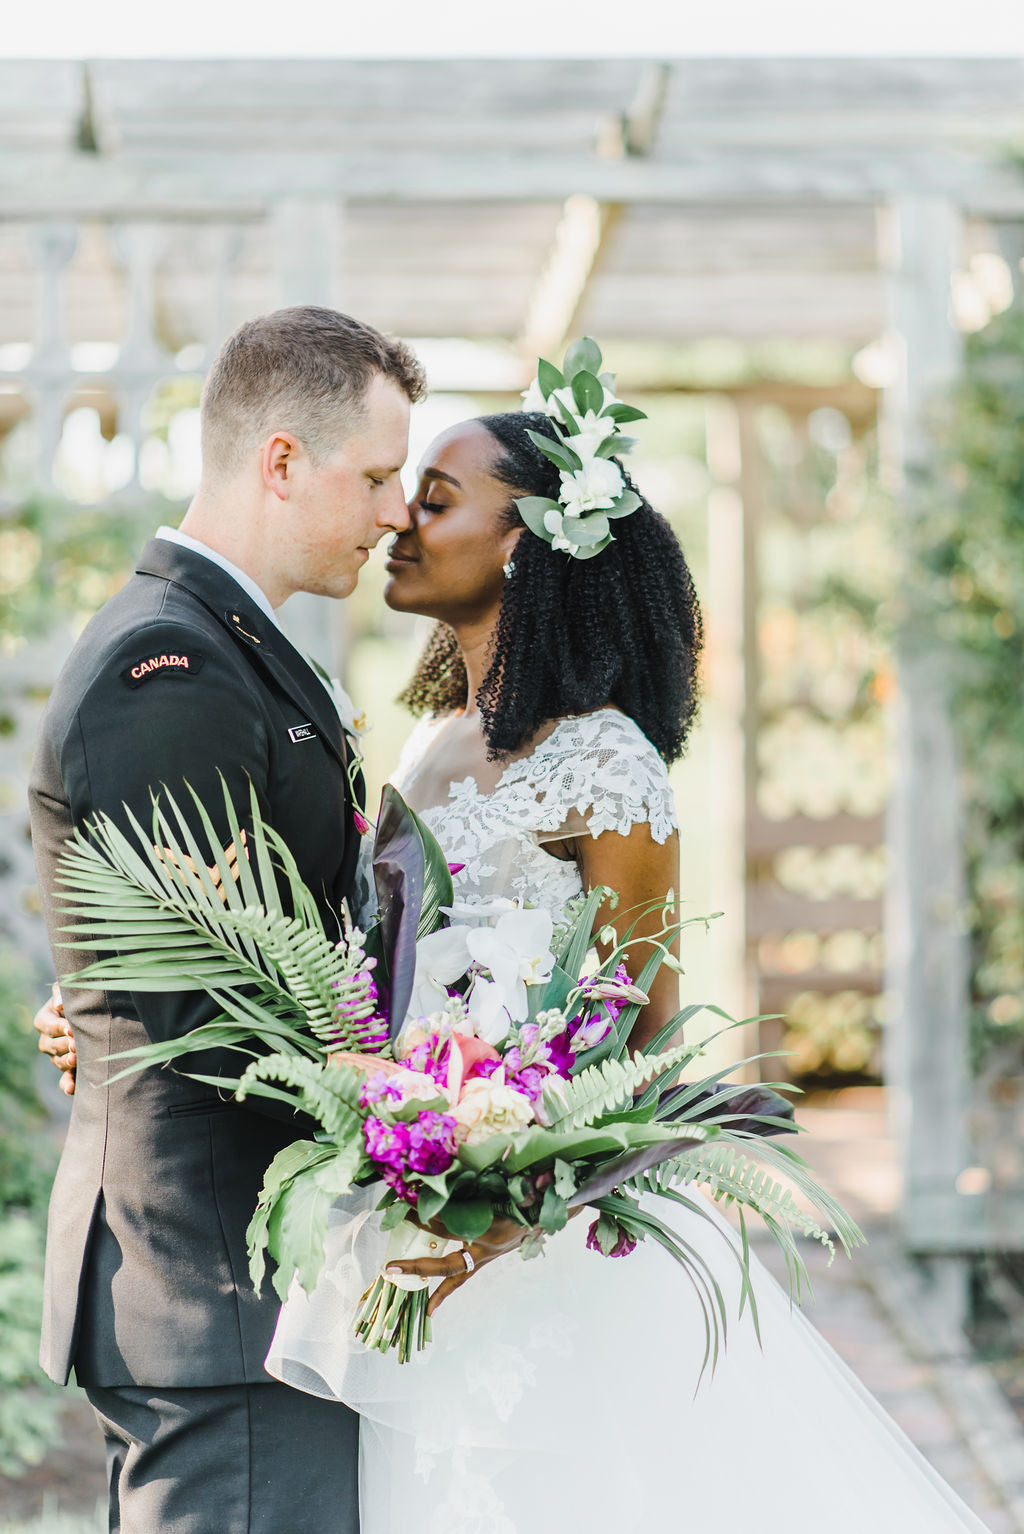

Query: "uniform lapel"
left=134, top=539, right=354, bottom=781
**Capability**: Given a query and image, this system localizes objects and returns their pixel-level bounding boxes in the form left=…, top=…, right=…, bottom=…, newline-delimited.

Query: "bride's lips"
left=385, top=545, right=418, bottom=572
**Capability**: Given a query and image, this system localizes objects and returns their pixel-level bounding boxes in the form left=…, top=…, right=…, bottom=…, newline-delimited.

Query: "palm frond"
left=55, top=778, right=386, bottom=1060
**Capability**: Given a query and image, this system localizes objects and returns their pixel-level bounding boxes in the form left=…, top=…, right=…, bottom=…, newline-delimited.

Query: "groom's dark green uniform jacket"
left=29, top=538, right=362, bottom=1388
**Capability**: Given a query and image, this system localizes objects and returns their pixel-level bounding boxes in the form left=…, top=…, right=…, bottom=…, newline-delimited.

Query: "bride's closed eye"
left=418, top=499, right=448, bottom=513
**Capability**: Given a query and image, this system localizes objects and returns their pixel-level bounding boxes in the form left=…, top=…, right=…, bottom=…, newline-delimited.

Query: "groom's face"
left=285, top=374, right=412, bottom=599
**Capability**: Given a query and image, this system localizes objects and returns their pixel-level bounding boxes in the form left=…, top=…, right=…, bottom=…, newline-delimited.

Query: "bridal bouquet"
left=56, top=780, right=861, bottom=1375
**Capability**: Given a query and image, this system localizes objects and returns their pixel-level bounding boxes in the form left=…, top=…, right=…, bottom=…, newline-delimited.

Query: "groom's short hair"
left=200, top=306, right=426, bottom=481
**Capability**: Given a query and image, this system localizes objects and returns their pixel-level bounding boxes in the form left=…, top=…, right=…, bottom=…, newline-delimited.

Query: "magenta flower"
left=569, top=963, right=637, bottom=1049
left=364, top=1116, right=411, bottom=1171
left=332, top=966, right=388, bottom=1051
left=402, top=1038, right=452, bottom=1090
left=364, top=1108, right=458, bottom=1201
left=359, top=1072, right=404, bottom=1109
left=405, top=1110, right=458, bottom=1176
left=586, top=1217, right=638, bottom=1259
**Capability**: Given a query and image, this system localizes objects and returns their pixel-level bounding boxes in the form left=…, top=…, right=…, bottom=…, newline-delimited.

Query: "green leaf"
left=313, top=1140, right=365, bottom=1197
left=606, top=489, right=642, bottom=520
left=404, top=798, right=454, bottom=939
left=552, top=1157, right=576, bottom=1197
left=567, top=538, right=612, bottom=560
left=539, top=1183, right=569, bottom=1233
left=562, top=337, right=603, bottom=380
left=440, top=1196, right=493, bottom=1242
left=525, top=429, right=582, bottom=475
left=246, top=1138, right=332, bottom=1291
left=536, top=358, right=564, bottom=398
left=527, top=962, right=576, bottom=1018
left=571, top=370, right=605, bottom=416
left=604, top=403, right=648, bottom=424
left=380, top=1200, right=410, bottom=1231
left=552, top=393, right=580, bottom=433
left=555, top=886, right=607, bottom=976
left=570, top=513, right=610, bottom=546
left=267, top=1172, right=335, bottom=1300
left=413, top=1184, right=450, bottom=1224
left=515, top=496, right=560, bottom=539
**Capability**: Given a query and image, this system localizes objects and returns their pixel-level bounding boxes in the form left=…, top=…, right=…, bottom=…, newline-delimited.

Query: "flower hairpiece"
left=516, top=337, right=647, bottom=559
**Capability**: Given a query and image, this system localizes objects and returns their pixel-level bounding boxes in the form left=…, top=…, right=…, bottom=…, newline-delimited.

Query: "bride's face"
left=384, top=421, right=522, bottom=623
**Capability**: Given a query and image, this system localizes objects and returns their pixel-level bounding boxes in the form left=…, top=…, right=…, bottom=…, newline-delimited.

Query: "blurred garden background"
left=3, top=53, right=1024, bottom=1530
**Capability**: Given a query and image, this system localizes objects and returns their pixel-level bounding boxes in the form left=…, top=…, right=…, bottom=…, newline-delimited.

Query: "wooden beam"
left=746, top=811, right=885, bottom=854
left=746, top=890, right=883, bottom=938
left=2, top=146, right=1024, bottom=217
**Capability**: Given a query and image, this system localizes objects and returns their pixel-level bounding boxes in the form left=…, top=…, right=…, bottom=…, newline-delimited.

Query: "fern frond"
left=720, top=1132, right=865, bottom=1258
left=541, top=1041, right=696, bottom=1131
left=635, top=1141, right=836, bottom=1258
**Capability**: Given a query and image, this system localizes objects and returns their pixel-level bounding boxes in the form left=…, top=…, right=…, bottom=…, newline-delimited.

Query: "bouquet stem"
left=355, top=1279, right=430, bottom=1362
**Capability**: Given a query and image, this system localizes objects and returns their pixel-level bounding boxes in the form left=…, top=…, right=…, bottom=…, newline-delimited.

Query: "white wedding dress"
left=268, top=709, right=993, bottom=1533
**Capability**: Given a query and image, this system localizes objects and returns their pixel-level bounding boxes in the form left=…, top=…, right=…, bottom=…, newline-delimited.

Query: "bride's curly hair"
left=399, top=411, right=703, bottom=763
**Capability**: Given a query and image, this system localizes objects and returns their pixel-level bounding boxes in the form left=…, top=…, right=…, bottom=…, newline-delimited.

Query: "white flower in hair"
left=515, top=337, right=645, bottom=560
left=520, top=376, right=549, bottom=413
left=542, top=507, right=585, bottom=556
left=559, top=457, right=624, bottom=520
left=570, top=410, right=614, bottom=462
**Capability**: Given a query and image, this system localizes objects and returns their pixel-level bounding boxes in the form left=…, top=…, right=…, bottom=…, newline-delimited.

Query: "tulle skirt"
left=267, top=1189, right=992, bottom=1533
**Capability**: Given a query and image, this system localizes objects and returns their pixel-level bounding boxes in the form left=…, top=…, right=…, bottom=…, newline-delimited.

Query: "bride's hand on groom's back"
left=33, top=988, right=77, bottom=1095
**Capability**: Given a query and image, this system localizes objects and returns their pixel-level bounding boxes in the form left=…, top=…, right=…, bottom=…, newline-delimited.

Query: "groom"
left=28, top=307, right=425, bottom=1534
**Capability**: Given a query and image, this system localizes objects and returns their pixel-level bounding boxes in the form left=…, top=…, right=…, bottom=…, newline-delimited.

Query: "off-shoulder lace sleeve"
left=502, top=709, right=678, bottom=845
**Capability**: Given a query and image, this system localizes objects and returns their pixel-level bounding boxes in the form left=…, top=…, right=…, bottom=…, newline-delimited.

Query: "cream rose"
left=450, top=1077, right=535, bottom=1145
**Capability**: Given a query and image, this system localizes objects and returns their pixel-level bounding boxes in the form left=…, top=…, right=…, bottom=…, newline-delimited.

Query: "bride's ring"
left=460, top=1247, right=475, bottom=1273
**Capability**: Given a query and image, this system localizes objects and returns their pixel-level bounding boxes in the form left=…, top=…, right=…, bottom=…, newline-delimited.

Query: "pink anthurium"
left=446, top=1030, right=502, bottom=1101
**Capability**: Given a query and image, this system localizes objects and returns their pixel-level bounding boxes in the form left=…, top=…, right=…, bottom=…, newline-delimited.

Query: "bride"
left=267, top=397, right=992, bottom=1533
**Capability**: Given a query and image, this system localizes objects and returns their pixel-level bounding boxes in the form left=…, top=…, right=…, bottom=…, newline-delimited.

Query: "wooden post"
left=882, top=194, right=971, bottom=1325
left=704, top=396, right=755, bottom=1069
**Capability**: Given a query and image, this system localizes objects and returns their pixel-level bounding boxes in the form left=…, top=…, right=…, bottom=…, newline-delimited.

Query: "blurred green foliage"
left=0, top=945, right=61, bottom=1476
left=0, top=494, right=167, bottom=647
left=909, top=305, right=1024, bottom=1062
left=0, top=492, right=171, bottom=1476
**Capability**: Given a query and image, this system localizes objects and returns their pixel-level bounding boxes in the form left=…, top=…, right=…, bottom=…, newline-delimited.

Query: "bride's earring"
left=502, top=560, right=515, bottom=580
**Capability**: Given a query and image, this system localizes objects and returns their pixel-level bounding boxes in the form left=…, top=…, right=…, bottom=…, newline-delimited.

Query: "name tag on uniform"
left=288, top=723, right=317, bottom=744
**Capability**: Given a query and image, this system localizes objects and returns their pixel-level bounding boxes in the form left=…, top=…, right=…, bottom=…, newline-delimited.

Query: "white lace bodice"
left=391, top=707, right=678, bottom=913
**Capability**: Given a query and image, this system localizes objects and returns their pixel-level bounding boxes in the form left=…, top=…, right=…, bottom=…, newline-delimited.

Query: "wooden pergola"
left=3, top=57, right=1024, bottom=1272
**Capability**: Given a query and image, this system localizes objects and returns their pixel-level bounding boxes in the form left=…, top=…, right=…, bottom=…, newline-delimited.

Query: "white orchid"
left=464, top=908, right=555, bottom=1028
left=465, top=976, right=514, bottom=1045
left=558, top=457, right=624, bottom=521
left=441, top=896, right=518, bottom=925
left=404, top=924, right=472, bottom=1025
left=569, top=409, right=615, bottom=463
left=520, top=375, right=549, bottom=413
left=522, top=377, right=621, bottom=426
left=542, top=506, right=584, bottom=556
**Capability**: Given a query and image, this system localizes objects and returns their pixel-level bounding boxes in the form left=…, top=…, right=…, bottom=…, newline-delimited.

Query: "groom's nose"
left=377, top=479, right=412, bottom=535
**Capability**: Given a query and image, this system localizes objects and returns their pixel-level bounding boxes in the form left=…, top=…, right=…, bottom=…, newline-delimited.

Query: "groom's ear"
left=261, top=432, right=300, bottom=500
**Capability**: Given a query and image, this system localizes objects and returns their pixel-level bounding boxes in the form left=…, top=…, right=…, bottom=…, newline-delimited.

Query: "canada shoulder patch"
left=122, top=649, right=206, bottom=689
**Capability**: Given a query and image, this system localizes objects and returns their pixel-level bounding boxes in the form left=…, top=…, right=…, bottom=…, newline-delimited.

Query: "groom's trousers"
left=86, top=1381, right=360, bottom=1534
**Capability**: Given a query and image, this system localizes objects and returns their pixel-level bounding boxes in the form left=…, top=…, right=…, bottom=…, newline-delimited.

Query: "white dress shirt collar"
left=154, top=525, right=279, bottom=629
